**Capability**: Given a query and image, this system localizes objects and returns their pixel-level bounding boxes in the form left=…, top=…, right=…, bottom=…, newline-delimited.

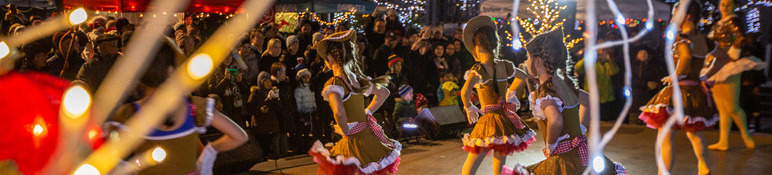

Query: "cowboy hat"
left=462, top=16, right=498, bottom=53
left=317, top=30, right=356, bottom=61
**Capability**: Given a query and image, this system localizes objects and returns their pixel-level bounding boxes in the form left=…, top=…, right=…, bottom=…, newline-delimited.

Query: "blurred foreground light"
left=33, top=124, right=44, bottom=136
left=623, top=86, right=631, bottom=98
left=615, top=15, right=625, bottom=26
left=512, top=40, right=522, bottom=51
left=70, top=8, right=88, bottom=25
left=63, top=85, right=91, bottom=118
left=593, top=155, right=605, bottom=174
left=0, top=41, right=10, bottom=59
left=645, top=21, right=653, bottom=31
left=152, top=147, right=167, bottom=162
left=402, top=123, right=418, bottom=129
left=74, top=164, right=100, bottom=175
left=187, top=54, right=213, bottom=80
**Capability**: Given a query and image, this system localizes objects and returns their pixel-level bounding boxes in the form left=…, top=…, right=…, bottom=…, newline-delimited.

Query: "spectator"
left=47, top=30, right=87, bottom=81
left=392, top=85, right=417, bottom=137
left=251, top=27, right=266, bottom=54
left=262, top=23, right=285, bottom=51
left=629, top=48, right=664, bottom=124
left=283, top=35, right=302, bottom=79
left=405, top=39, right=435, bottom=105
left=76, top=34, right=122, bottom=93
left=296, top=20, right=314, bottom=54
left=385, top=8, right=404, bottom=32
left=574, top=46, right=619, bottom=121
left=175, top=24, right=196, bottom=56
left=270, top=62, right=296, bottom=156
left=19, top=41, right=50, bottom=73
left=453, top=39, right=475, bottom=72
left=115, top=18, right=131, bottom=36
left=259, top=38, right=282, bottom=76
left=438, top=73, right=460, bottom=106
left=294, top=69, right=316, bottom=152
left=7, top=23, right=24, bottom=36
left=239, top=38, right=260, bottom=86
left=83, top=16, right=108, bottom=59
left=403, top=28, right=419, bottom=48
left=28, top=15, right=42, bottom=27
left=370, top=30, right=399, bottom=76
left=386, top=54, right=407, bottom=90
left=208, top=53, right=248, bottom=127
left=305, top=32, right=325, bottom=74
left=248, top=71, right=282, bottom=159
left=355, top=36, right=371, bottom=73
left=432, top=43, right=448, bottom=74
left=445, top=40, right=463, bottom=78
left=365, top=8, right=387, bottom=50
left=104, top=20, right=117, bottom=35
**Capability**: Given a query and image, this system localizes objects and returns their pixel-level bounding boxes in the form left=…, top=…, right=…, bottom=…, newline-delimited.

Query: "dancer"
left=307, top=30, right=400, bottom=175
left=460, top=16, right=535, bottom=175
left=502, top=29, right=624, bottom=175
left=639, top=2, right=717, bottom=174
left=108, top=38, right=248, bottom=174
left=704, top=0, right=762, bottom=151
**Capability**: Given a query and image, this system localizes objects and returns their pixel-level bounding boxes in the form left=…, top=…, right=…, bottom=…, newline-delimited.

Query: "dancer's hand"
left=506, top=89, right=521, bottom=109
left=196, top=143, right=218, bottom=175
left=465, top=105, right=483, bottom=124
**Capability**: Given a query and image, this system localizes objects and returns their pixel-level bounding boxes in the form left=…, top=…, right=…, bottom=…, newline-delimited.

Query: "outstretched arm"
left=577, top=90, right=590, bottom=128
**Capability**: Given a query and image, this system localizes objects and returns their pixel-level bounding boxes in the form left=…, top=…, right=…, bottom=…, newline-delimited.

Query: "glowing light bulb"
left=33, top=124, right=44, bottom=136
left=593, top=155, right=605, bottom=173
left=74, top=164, right=100, bottom=175
left=187, top=54, right=214, bottom=80
left=623, top=86, right=631, bottom=98
left=512, top=40, right=522, bottom=51
left=615, top=15, right=625, bottom=26
left=645, top=21, right=653, bottom=31
left=69, top=8, right=88, bottom=25
left=152, top=147, right=167, bottom=162
left=63, top=85, right=91, bottom=118
left=0, top=41, right=10, bottom=59
left=665, top=29, right=676, bottom=41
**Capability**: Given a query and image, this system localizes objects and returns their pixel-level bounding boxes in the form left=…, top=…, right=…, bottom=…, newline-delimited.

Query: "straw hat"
left=462, top=16, right=497, bottom=53
left=317, top=30, right=356, bottom=61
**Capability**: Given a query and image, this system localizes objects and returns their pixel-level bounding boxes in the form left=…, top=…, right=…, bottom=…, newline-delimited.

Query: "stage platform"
left=245, top=122, right=772, bottom=174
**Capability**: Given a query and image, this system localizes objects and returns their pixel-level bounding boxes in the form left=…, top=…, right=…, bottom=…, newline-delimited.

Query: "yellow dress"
left=502, top=92, right=625, bottom=175
left=462, top=60, right=536, bottom=155
left=308, top=77, right=401, bottom=175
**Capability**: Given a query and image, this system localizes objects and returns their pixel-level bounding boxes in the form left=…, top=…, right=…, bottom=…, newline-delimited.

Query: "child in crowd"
left=294, top=69, right=317, bottom=151
left=438, top=73, right=460, bottom=106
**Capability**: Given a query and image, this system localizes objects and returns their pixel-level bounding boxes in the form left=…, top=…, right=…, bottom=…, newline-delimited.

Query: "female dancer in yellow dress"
left=459, top=16, right=536, bottom=175
left=307, top=30, right=400, bottom=175
left=639, top=2, right=717, bottom=174
left=501, top=29, right=625, bottom=175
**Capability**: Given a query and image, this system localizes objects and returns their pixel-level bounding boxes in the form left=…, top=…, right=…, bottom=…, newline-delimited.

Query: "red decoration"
left=63, top=0, right=250, bottom=13
left=0, top=72, right=69, bottom=174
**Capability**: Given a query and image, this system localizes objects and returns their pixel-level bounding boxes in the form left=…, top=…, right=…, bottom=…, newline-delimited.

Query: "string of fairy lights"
left=375, top=0, right=426, bottom=28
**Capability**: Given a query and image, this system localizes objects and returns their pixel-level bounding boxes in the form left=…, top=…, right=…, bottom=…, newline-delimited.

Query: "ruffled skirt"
left=308, top=129, right=401, bottom=175
left=703, top=57, right=766, bottom=83
left=638, top=84, right=719, bottom=132
left=462, top=110, right=536, bottom=155
left=502, top=150, right=627, bottom=175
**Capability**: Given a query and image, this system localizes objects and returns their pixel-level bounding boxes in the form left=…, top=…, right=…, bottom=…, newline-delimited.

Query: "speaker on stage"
left=417, top=105, right=468, bottom=140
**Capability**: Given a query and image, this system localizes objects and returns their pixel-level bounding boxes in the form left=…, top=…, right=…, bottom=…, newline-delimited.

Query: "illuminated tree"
left=516, top=0, right=582, bottom=49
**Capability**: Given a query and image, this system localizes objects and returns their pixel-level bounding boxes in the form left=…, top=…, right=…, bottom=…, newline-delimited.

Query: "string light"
left=312, top=10, right=356, bottom=26
left=516, top=0, right=580, bottom=50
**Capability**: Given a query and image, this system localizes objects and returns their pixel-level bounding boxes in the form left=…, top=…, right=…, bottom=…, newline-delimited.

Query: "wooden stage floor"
left=247, top=122, right=772, bottom=174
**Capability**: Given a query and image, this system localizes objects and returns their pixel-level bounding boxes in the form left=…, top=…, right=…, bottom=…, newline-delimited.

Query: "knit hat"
left=415, top=93, right=427, bottom=108
left=398, top=84, right=412, bottom=98
left=286, top=35, right=299, bottom=46
left=296, top=68, right=311, bottom=80
left=257, top=71, right=271, bottom=88
left=388, top=54, right=403, bottom=68
left=312, top=32, right=324, bottom=42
